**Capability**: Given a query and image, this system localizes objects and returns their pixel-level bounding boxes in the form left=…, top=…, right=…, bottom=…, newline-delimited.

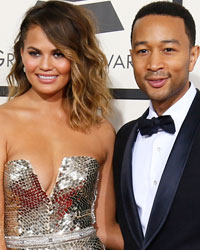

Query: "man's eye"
left=164, top=48, right=175, bottom=52
left=137, top=49, right=148, bottom=54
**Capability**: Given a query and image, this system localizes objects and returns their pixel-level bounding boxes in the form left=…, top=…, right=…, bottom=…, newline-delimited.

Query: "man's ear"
left=189, top=45, right=200, bottom=72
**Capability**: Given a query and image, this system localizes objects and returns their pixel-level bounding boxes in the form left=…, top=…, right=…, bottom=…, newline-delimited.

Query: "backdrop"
left=1, top=0, right=200, bottom=130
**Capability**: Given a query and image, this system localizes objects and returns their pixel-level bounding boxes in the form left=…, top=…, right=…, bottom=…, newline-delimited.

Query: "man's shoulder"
left=115, top=119, right=138, bottom=147
left=113, top=119, right=138, bottom=170
left=117, top=119, right=138, bottom=137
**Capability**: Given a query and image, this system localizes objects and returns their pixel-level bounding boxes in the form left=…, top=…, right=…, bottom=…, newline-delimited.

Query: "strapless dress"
left=4, top=156, right=105, bottom=249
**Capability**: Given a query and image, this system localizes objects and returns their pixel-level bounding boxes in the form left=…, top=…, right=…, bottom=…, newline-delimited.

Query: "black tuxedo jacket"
left=113, top=90, right=200, bottom=250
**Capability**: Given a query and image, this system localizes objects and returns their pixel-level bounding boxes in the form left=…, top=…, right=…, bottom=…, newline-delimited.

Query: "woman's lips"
left=37, top=74, right=58, bottom=84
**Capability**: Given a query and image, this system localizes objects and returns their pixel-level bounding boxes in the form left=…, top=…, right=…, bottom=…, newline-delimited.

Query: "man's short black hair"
left=131, top=1, right=196, bottom=47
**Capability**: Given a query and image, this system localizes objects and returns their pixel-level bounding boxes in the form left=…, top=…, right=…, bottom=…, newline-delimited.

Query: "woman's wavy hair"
left=7, top=0, right=111, bottom=131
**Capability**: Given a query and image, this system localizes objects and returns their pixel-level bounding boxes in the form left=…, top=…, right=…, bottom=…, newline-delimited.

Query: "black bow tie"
left=138, top=115, right=176, bottom=136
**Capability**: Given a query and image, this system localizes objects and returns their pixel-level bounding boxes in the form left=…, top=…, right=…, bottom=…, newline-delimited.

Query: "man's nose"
left=147, top=51, right=164, bottom=71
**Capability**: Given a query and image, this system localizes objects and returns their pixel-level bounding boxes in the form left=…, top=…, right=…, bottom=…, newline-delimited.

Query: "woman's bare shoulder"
left=91, top=119, right=116, bottom=148
left=0, top=99, right=13, bottom=113
left=95, top=118, right=115, bottom=136
left=0, top=102, right=11, bottom=120
left=0, top=96, right=26, bottom=113
left=0, top=103, right=13, bottom=157
left=0, top=99, right=21, bottom=129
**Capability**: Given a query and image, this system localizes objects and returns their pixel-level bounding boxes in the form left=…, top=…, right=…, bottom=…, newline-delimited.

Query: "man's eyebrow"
left=132, top=41, right=147, bottom=49
left=132, top=39, right=180, bottom=49
left=161, top=39, right=180, bottom=45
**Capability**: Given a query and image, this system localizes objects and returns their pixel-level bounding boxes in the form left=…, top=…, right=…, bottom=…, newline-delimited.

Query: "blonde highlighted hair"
left=7, top=0, right=111, bottom=131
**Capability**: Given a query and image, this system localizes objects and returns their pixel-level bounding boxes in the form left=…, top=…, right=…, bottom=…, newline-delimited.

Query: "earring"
left=23, top=66, right=26, bottom=73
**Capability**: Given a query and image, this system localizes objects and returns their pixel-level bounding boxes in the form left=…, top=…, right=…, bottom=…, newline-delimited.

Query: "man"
left=113, top=1, right=200, bottom=250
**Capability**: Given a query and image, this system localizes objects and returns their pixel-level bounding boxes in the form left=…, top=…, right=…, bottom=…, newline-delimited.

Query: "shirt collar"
left=148, top=82, right=197, bottom=133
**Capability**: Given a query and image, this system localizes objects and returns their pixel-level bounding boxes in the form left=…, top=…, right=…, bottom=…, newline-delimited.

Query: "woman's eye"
left=28, top=51, right=40, bottom=57
left=54, top=52, right=64, bottom=58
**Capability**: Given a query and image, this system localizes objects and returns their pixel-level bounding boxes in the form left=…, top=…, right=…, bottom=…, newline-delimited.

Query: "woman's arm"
left=0, top=116, right=8, bottom=249
left=95, top=122, right=124, bottom=250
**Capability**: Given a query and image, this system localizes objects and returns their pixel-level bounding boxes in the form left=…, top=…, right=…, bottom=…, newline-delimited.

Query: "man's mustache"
left=144, top=71, right=171, bottom=79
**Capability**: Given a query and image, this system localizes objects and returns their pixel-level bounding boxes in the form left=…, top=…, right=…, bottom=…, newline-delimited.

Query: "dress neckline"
left=5, top=156, right=99, bottom=198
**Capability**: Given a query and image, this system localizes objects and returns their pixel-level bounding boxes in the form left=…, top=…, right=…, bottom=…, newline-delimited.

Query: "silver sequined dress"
left=4, top=156, right=105, bottom=250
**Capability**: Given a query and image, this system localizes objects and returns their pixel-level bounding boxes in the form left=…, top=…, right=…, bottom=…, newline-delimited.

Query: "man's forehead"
left=132, top=15, right=186, bottom=38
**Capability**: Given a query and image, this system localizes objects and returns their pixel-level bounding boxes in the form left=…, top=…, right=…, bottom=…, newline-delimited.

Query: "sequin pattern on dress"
left=4, top=156, right=105, bottom=250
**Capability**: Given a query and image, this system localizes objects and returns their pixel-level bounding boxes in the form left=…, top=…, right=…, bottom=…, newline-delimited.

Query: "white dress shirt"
left=132, top=83, right=196, bottom=235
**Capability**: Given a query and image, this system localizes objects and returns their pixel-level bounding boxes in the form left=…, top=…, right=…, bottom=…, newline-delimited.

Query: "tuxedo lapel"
left=120, top=110, right=149, bottom=248
left=143, top=91, right=200, bottom=249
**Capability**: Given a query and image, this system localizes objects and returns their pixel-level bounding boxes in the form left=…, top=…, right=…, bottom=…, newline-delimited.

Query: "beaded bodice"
left=3, top=156, right=104, bottom=249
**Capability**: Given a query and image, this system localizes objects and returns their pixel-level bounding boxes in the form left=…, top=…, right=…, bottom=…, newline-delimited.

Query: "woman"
left=0, top=1, right=123, bottom=249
